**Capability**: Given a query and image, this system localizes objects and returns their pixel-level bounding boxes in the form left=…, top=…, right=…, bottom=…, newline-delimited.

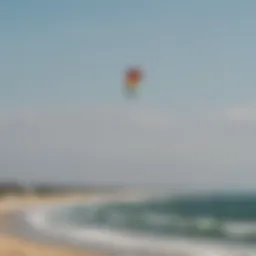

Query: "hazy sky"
left=1, top=1, right=256, bottom=187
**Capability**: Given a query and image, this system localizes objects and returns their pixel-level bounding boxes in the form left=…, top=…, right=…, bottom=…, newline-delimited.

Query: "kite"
left=124, top=67, right=143, bottom=97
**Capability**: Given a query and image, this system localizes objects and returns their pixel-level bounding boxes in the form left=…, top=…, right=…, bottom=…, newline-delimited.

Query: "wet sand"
left=0, top=194, right=107, bottom=256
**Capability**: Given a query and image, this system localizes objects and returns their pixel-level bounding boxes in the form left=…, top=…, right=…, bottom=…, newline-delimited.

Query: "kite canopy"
left=124, top=67, right=143, bottom=97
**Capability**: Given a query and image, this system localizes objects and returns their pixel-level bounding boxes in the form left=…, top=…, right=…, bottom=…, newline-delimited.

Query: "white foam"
left=24, top=193, right=256, bottom=256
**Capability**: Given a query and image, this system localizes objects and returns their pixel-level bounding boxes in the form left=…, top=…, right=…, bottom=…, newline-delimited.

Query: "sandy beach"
left=0, top=193, right=108, bottom=256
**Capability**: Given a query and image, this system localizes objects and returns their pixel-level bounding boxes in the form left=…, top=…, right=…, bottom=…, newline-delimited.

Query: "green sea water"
left=54, top=192, right=256, bottom=245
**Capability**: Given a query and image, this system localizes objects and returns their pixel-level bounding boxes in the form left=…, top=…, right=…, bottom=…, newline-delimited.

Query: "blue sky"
left=1, top=0, right=256, bottom=108
left=1, top=1, right=256, bottom=187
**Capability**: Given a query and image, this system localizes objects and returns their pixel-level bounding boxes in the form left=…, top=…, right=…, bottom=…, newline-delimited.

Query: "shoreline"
left=0, top=193, right=109, bottom=256
left=0, top=190, right=150, bottom=256
left=1, top=192, right=256, bottom=256
left=3, top=191, right=153, bottom=256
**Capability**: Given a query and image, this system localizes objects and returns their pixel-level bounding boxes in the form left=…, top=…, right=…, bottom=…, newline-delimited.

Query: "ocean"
left=25, top=191, right=256, bottom=256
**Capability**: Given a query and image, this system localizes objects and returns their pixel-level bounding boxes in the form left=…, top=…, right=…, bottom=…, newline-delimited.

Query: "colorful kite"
left=124, top=67, right=143, bottom=97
